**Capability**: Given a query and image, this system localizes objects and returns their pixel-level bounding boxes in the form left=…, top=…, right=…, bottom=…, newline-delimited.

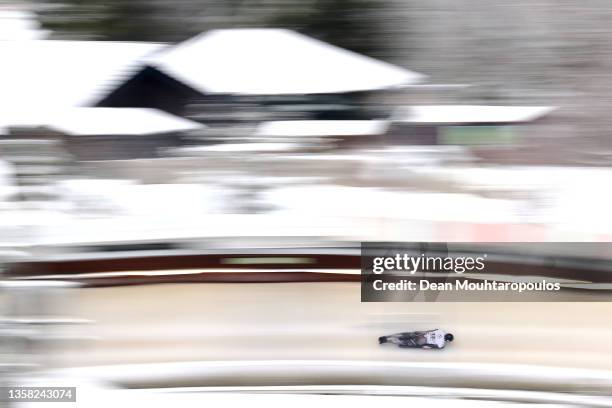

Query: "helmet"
left=444, top=333, right=454, bottom=342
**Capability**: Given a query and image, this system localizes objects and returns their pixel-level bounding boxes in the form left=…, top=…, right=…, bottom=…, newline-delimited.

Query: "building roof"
left=0, top=40, right=165, bottom=110
left=0, top=8, right=48, bottom=40
left=394, top=105, right=556, bottom=124
left=256, top=120, right=389, bottom=137
left=0, top=107, right=205, bottom=136
left=146, top=28, right=425, bottom=95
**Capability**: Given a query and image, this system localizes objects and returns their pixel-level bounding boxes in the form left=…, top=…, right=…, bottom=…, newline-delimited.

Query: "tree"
left=36, top=0, right=393, bottom=58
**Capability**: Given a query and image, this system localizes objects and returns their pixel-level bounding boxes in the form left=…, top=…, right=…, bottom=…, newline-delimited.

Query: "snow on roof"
left=0, top=8, right=48, bottom=40
left=0, top=40, right=165, bottom=110
left=0, top=108, right=204, bottom=136
left=147, top=28, right=425, bottom=95
left=395, top=105, right=556, bottom=124
left=177, top=143, right=298, bottom=153
left=256, top=120, right=389, bottom=137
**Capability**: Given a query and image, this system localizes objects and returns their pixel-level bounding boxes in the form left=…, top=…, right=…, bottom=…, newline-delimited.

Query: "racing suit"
left=379, top=329, right=450, bottom=349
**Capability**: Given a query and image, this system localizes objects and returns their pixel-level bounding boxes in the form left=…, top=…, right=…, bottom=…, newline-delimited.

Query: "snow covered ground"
left=0, top=165, right=611, bottom=247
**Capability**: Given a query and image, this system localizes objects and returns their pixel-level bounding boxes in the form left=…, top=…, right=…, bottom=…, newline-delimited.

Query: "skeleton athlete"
left=379, top=329, right=454, bottom=349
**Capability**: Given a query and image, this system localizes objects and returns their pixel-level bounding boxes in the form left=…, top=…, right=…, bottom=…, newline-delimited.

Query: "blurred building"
left=0, top=40, right=164, bottom=111
left=387, top=105, right=555, bottom=146
left=0, top=108, right=204, bottom=206
left=0, top=108, right=205, bottom=161
left=0, top=25, right=557, bottom=167
left=255, top=120, right=390, bottom=150
left=0, top=3, right=48, bottom=40
left=97, top=28, right=425, bottom=121
left=253, top=106, right=556, bottom=153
